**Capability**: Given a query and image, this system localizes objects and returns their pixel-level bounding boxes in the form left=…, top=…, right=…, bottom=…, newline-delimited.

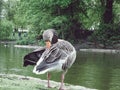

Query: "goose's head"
left=43, top=29, right=58, bottom=48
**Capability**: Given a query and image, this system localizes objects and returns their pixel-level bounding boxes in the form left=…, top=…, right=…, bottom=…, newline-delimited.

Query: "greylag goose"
left=24, top=29, right=76, bottom=90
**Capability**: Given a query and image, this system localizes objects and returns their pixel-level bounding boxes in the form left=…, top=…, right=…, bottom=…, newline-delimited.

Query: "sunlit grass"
left=0, top=74, right=57, bottom=90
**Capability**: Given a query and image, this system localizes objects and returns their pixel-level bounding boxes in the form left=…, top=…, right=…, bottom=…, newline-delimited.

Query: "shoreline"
left=0, top=41, right=119, bottom=53
left=14, top=45, right=41, bottom=49
left=0, top=41, right=16, bottom=44
left=0, top=73, right=97, bottom=90
left=14, top=44, right=120, bottom=53
left=80, top=49, right=120, bottom=53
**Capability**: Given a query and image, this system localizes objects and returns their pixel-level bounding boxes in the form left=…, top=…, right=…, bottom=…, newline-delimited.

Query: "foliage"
left=0, top=0, right=120, bottom=47
left=17, top=0, right=88, bottom=40
left=0, top=0, right=3, bottom=16
left=0, top=0, right=18, bottom=40
left=92, top=24, right=120, bottom=47
left=0, top=19, right=13, bottom=40
left=0, top=0, right=3, bottom=26
left=90, top=0, right=120, bottom=48
left=16, top=31, right=36, bottom=45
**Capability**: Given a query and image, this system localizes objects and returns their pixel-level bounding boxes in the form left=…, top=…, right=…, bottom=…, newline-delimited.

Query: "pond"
left=0, top=43, right=120, bottom=90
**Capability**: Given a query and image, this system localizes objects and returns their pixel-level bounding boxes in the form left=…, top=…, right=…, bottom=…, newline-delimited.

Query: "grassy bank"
left=0, top=74, right=56, bottom=90
left=0, top=74, right=97, bottom=90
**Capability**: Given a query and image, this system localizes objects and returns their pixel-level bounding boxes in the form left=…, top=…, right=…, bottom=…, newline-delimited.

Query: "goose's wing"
left=40, top=40, right=74, bottom=65
left=42, top=46, right=67, bottom=63
left=56, top=39, right=76, bottom=70
left=23, top=47, right=45, bottom=67
left=33, top=40, right=76, bottom=73
left=57, top=39, right=74, bottom=53
left=35, top=46, right=67, bottom=72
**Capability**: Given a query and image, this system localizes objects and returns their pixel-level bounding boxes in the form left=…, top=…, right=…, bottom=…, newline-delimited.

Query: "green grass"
left=0, top=74, right=57, bottom=90
left=0, top=74, right=97, bottom=90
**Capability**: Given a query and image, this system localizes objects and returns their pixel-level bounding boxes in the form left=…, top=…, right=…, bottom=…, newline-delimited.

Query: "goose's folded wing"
left=43, top=46, right=67, bottom=64
left=35, top=47, right=67, bottom=72
left=23, top=47, right=45, bottom=67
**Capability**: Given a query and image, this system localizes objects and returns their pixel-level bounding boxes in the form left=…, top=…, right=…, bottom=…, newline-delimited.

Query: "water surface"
left=0, top=43, right=120, bottom=90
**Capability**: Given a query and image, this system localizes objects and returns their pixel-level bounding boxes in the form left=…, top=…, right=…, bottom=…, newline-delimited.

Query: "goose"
left=24, top=29, right=76, bottom=90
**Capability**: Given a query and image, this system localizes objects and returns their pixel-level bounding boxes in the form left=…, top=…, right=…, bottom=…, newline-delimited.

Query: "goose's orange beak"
left=45, top=41, right=51, bottom=49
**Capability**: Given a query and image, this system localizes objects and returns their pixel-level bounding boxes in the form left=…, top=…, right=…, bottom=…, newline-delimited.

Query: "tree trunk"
left=99, top=0, right=114, bottom=48
left=103, top=0, right=114, bottom=24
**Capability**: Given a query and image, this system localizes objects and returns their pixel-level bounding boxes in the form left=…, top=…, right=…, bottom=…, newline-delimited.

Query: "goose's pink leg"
left=59, top=73, right=65, bottom=90
left=47, top=72, right=51, bottom=88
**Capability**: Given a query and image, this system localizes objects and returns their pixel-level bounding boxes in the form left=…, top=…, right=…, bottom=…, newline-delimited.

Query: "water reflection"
left=0, top=43, right=32, bottom=74
left=0, top=43, right=120, bottom=90
left=70, top=52, right=120, bottom=90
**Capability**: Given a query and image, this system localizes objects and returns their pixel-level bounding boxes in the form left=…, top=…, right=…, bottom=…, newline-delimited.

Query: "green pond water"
left=0, top=43, right=120, bottom=90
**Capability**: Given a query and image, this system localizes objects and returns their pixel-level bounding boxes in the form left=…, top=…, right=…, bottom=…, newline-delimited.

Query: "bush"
left=16, top=33, right=36, bottom=45
left=0, top=20, right=13, bottom=40
left=91, top=24, right=120, bottom=48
